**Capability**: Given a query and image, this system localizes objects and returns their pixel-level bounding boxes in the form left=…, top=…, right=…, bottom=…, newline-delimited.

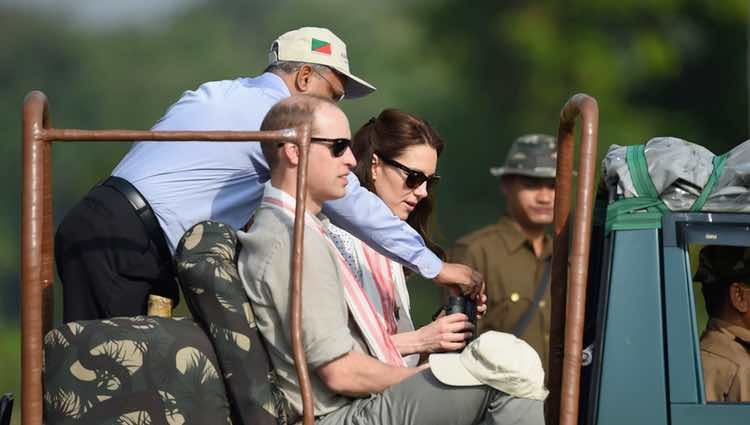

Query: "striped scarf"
left=259, top=184, right=406, bottom=367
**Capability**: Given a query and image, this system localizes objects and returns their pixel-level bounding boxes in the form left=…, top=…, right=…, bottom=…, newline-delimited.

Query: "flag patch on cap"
left=311, top=38, right=332, bottom=55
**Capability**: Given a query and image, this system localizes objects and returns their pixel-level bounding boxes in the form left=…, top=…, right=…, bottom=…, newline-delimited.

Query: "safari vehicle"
left=17, top=92, right=748, bottom=425
left=546, top=96, right=750, bottom=425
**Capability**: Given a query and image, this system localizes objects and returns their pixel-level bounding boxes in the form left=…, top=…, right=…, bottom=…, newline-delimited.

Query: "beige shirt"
left=700, top=318, right=750, bottom=402
left=237, top=203, right=368, bottom=421
left=452, top=217, right=552, bottom=369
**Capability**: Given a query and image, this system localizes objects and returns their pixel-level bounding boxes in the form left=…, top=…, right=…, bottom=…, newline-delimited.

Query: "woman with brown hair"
left=328, top=109, right=480, bottom=365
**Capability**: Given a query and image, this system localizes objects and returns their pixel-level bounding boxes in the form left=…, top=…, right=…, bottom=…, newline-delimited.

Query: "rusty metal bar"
left=546, top=93, right=599, bottom=425
left=21, top=90, right=315, bottom=425
left=22, top=91, right=48, bottom=425
left=43, top=128, right=299, bottom=142
left=290, top=124, right=314, bottom=425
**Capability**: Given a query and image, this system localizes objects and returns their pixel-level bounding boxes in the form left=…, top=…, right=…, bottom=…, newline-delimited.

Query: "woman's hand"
left=392, top=313, right=474, bottom=355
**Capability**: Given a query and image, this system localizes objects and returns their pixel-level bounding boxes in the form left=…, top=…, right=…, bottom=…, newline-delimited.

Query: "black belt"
left=101, top=176, right=168, bottom=253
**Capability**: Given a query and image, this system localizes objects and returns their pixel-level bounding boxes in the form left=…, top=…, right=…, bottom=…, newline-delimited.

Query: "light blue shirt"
left=112, top=72, right=442, bottom=278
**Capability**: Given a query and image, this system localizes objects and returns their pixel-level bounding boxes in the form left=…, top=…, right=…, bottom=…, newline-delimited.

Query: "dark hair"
left=701, top=279, right=750, bottom=318
left=702, top=281, right=731, bottom=318
left=259, top=94, right=334, bottom=169
left=696, top=245, right=750, bottom=318
left=351, top=109, right=446, bottom=260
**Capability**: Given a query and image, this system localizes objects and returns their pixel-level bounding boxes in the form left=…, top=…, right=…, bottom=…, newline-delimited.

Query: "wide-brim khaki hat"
left=269, top=27, right=376, bottom=99
left=429, top=331, right=548, bottom=401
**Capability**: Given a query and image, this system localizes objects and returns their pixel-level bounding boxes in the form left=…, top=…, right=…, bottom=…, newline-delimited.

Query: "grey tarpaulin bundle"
left=602, top=137, right=750, bottom=233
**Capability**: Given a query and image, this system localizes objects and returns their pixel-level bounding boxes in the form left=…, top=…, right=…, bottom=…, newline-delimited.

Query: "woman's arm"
left=391, top=313, right=474, bottom=355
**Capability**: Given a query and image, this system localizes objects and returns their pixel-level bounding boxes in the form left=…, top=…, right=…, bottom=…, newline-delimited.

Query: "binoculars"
left=444, top=295, right=477, bottom=346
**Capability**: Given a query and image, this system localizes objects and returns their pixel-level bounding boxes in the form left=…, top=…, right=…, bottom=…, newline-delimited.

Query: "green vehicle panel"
left=581, top=210, right=750, bottom=424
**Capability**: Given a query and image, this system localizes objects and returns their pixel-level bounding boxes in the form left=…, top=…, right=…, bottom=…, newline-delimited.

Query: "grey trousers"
left=317, top=369, right=544, bottom=425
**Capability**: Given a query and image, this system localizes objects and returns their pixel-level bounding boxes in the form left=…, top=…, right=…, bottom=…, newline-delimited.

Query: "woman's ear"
left=371, top=153, right=380, bottom=181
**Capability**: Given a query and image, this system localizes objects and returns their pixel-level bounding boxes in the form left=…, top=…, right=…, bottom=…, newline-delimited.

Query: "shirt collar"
left=708, top=318, right=750, bottom=348
left=256, top=72, right=292, bottom=98
left=263, top=181, right=327, bottom=225
left=497, top=216, right=553, bottom=258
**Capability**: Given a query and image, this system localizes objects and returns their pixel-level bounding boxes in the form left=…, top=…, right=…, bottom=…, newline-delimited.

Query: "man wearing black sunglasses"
left=56, top=26, right=483, bottom=322
left=239, top=94, right=543, bottom=425
left=452, top=134, right=557, bottom=371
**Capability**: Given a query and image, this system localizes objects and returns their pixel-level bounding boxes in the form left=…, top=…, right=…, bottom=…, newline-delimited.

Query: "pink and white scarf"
left=259, top=184, right=406, bottom=367
left=327, top=225, right=419, bottom=366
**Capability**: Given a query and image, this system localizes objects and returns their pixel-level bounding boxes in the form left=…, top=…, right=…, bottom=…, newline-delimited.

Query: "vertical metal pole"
left=22, top=90, right=49, bottom=425
left=290, top=123, right=315, bottom=425
left=546, top=108, right=574, bottom=425
left=547, top=94, right=599, bottom=425
left=42, top=112, right=55, bottom=336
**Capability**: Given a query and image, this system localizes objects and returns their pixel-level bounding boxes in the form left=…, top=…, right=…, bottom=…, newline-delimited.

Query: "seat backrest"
left=43, top=316, right=232, bottom=424
left=175, top=220, right=289, bottom=425
left=0, top=393, right=13, bottom=425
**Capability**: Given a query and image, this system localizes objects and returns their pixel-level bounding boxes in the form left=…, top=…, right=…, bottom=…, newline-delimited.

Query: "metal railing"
left=546, top=93, right=599, bottom=425
left=21, top=90, right=316, bottom=425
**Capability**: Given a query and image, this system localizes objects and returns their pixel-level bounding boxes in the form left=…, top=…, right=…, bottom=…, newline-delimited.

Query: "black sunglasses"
left=379, top=156, right=441, bottom=189
left=310, top=137, right=352, bottom=157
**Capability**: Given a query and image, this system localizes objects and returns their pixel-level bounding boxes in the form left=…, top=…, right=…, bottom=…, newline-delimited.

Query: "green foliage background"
left=1, top=1, right=748, bottom=423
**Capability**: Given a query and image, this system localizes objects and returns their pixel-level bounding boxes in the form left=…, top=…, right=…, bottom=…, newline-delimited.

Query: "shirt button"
left=510, top=292, right=520, bottom=302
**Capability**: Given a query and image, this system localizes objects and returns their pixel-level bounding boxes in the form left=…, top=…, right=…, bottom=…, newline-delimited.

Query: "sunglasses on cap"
left=379, top=156, right=441, bottom=190
left=311, top=137, right=352, bottom=157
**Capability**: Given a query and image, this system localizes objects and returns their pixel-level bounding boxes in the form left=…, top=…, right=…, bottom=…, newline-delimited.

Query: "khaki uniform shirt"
left=700, top=318, right=750, bottom=402
left=452, top=217, right=552, bottom=369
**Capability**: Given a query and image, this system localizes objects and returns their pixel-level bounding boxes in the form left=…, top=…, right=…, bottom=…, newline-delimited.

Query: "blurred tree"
left=1, top=2, right=748, bottom=422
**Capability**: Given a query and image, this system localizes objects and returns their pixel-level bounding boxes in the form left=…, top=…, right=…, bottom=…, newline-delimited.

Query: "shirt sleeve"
left=322, top=173, right=443, bottom=278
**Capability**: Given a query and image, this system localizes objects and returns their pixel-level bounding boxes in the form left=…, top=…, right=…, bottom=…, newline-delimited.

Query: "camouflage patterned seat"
left=43, top=316, right=232, bottom=424
left=175, top=221, right=290, bottom=425
left=42, top=220, right=289, bottom=425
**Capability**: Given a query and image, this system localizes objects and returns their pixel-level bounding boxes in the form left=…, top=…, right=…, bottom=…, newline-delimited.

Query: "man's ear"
left=730, top=282, right=750, bottom=313
left=281, top=143, right=300, bottom=166
left=294, top=64, right=314, bottom=93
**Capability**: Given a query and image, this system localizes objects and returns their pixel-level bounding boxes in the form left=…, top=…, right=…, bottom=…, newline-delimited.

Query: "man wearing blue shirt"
left=55, top=26, right=483, bottom=322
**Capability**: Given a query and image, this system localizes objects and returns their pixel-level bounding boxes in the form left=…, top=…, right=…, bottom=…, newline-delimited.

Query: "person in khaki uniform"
left=452, top=134, right=556, bottom=369
left=694, top=245, right=750, bottom=402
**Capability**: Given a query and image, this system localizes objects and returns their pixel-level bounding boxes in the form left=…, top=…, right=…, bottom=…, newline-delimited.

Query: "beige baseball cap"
left=429, top=331, right=548, bottom=401
left=268, top=27, right=376, bottom=99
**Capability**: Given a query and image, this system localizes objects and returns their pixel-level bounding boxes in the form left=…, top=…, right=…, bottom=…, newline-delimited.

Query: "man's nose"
left=537, top=187, right=554, bottom=203
left=342, top=147, right=357, bottom=169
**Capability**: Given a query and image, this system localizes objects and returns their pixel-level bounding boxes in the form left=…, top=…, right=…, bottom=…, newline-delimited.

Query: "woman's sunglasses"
left=379, top=156, right=441, bottom=190
left=311, top=137, right=352, bottom=157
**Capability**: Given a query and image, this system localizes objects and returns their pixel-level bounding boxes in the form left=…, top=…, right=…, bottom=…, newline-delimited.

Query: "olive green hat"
left=490, top=134, right=557, bottom=178
left=694, top=245, right=750, bottom=285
